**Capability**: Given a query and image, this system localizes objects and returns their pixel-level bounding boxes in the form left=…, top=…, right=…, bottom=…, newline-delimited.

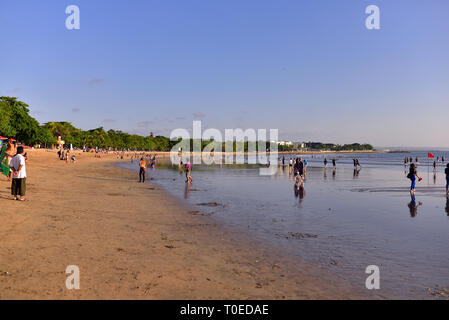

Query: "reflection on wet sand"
left=408, top=194, right=423, bottom=218
left=445, top=196, right=449, bottom=216
left=184, top=182, right=191, bottom=199
left=294, top=181, right=306, bottom=204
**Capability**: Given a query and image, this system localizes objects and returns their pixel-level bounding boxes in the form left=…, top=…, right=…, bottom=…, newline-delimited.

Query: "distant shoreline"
left=115, top=150, right=383, bottom=158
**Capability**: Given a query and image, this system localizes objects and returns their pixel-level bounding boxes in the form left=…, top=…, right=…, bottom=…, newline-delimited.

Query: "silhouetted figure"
left=445, top=163, right=449, bottom=195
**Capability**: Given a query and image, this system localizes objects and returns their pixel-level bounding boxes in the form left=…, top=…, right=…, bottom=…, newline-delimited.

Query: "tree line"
left=1, top=97, right=374, bottom=152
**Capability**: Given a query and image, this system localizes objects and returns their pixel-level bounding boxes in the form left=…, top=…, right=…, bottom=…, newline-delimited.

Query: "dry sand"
left=0, top=149, right=368, bottom=299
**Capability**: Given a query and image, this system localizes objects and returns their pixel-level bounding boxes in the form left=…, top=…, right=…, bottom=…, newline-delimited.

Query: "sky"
left=0, top=0, right=448, bottom=147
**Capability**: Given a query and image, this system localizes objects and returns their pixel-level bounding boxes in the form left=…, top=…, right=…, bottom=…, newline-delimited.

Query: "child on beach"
left=407, top=163, right=422, bottom=195
left=445, top=164, right=449, bottom=195
left=10, top=146, right=27, bottom=201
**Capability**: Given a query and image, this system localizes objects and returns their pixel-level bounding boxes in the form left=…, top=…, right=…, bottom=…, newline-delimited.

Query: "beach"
left=0, top=149, right=366, bottom=299
left=123, top=151, right=449, bottom=299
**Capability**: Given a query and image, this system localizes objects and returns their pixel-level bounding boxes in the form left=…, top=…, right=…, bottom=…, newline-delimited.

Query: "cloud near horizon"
left=192, top=112, right=205, bottom=118
left=137, top=121, right=154, bottom=128
left=88, top=78, right=105, bottom=85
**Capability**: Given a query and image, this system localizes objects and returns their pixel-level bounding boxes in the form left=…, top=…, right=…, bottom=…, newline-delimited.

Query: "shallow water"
left=121, top=151, right=449, bottom=299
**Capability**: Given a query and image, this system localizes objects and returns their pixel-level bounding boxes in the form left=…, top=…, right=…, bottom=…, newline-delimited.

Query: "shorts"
left=11, top=178, right=26, bottom=196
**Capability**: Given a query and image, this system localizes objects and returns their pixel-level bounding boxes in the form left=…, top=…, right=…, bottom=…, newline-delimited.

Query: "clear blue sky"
left=1, top=0, right=448, bottom=147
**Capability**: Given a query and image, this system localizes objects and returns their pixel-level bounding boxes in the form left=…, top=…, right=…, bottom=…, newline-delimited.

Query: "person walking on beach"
left=407, top=163, right=422, bottom=195
left=445, top=164, right=449, bottom=195
left=324, top=158, right=328, bottom=167
left=10, top=146, right=27, bottom=201
left=139, top=157, right=146, bottom=183
left=332, top=158, right=336, bottom=169
left=185, top=161, right=193, bottom=183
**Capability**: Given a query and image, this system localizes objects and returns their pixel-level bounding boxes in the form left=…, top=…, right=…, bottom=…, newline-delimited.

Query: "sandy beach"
left=0, top=149, right=367, bottom=299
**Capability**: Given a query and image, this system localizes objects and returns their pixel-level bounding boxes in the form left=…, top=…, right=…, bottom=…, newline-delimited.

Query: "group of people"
left=2, top=139, right=27, bottom=201
left=57, top=148, right=76, bottom=163
left=137, top=155, right=193, bottom=184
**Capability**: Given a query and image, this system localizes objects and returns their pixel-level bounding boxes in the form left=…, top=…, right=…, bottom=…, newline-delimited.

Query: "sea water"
left=121, top=151, right=449, bottom=299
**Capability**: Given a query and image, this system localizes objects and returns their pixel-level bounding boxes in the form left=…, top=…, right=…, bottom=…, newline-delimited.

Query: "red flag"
left=428, top=153, right=434, bottom=158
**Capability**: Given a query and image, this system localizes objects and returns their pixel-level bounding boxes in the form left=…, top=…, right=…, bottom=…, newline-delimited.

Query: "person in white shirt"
left=10, top=146, right=27, bottom=201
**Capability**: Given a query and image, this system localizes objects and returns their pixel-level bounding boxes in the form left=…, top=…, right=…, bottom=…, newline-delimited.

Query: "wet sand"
left=0, top=150, right=367, bottom=299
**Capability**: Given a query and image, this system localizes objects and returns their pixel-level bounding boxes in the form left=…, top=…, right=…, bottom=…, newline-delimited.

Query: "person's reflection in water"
left=445, top=196, right=449, bottom=216
left=298, top=183, right=306, bottom=204
left=353, top=168, right=360, bottom=178
left=407, top=193, right=422, bottom=218
left=324, top=167, right=327, bottom=180
left=294, top=181, right=306, bottom=204
left=332, top=167, right=336, bottom=179
left=294, top=182, right=299, bottom=198
left=433, top=172, right=437, bottom=184
left=184, top=182, right=191, bottom=199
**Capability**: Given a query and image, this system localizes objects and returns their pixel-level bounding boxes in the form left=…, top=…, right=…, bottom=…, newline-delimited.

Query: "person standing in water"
left=139, top=157, right=146, bottom=183
left=445, top=163, right=449, bottom=195
left=185, top=161, right=193, bottom=183
left=298, top=158, right=305, bottom=182
left=408, top=163, right=422, bottom=195
left=324, top=158, right=328, bottom=167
